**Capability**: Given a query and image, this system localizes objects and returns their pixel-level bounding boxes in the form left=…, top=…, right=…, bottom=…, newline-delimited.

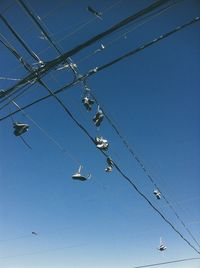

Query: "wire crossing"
left=29, top=75, right=200, bottom=255
left=1, top=16, right=199, bottom=121
left=0, top=0, right=172, bottom=99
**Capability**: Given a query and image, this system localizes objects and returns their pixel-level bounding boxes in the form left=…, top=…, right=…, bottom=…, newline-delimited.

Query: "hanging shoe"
left=72, top=165, right=91, bottom=181
left=95, top=136, right=109, bottom=150
left=154, top=189, right=161, bottom=199
left=93, top=106, right=104, bottom=127
left=13, top=122, right=29, bottom=136
left=82, top=97, right=95, bottom=111
left=105, top=166, right=112, bottom=172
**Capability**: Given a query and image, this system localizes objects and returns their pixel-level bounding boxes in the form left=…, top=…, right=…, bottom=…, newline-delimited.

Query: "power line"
left=0, top=13, right=42, bottom=63
left=11, top=100, right=80, bottom=164
left=0, top=23, right=81, bottom=163
left=90, top=88, right=200, bottom=249
left=132, top=257, right=200, bottom=268
left=77, top=0, right=183, bottom=65
left=0, top=0, right=123, bottom=102
left=0, top=0, right=167, bottom=106
left=17, top=0, right=77, bottom=76
left=21, top=66, right=200, bottom=255
left=37, top=0, right=172, bottom=75
left=0, top=7, right=199, bottom=254
left=1, top=16, right=199, bottom=121
left=0, top=0, right=172, bottom=99
left=7, top=31, right=198, bottom=253
left=0, top=0, right=181, bottom=110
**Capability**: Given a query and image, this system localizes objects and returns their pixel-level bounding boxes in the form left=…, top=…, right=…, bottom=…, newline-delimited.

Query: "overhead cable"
left=0, top=28, right=80, bottom=164
left=23, top=70, right=200, bottom=255
left=11, top=100, right=80, bottom=164
left=1, top=16, right=199, bottom=120
left=0, top=0, right=172, bottom=98
left=17, top=0, right=77, bottom=76
left=0, top=14, right=42, bottom=63
left=90, top=91, right=200, bottom=249
left=132, top=257, right=200, bottom=268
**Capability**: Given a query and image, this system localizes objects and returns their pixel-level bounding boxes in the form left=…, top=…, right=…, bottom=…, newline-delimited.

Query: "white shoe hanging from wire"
left=95, top=136, right=109, bottom=150
left=157, top=237, right=167, bottom=251
left=72, top=165, right=91, bottom=181
left=82, top=96, right=95, bottom=111
left=154, top=189, right=161, bottom=199
left=93, top=105, right=104, bottom=127
left=81, top=81, right=95, bottom=111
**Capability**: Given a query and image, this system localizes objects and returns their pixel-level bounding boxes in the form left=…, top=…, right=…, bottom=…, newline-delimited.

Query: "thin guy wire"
left=76, top=0, right=182, bottom=65
left=0, top=29, right=81, bottom=163
left=0, top=27, right=80, bottom=165
left=0, top=1, right=163, bottom=106
left=11, top=100, right=80, bottom=164
left=132, top=257, right=200, bottom=268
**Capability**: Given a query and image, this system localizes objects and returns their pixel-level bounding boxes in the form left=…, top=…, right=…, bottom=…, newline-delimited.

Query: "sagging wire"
left=1, top=15, right=199, bottom=121
left=10, top=99, right=81, bottom=164
left=89, top=89, right=200, bottom=249
left=0, top=28, right=81, bottom=163
left=31, top=70, right=200, bottom=255
left=0, top=34, right=80, bottom=161
left=0, top=0, right=173, bottom=102
left=0, top=32, right=93, bottom=182
left=0, top=0, right=179, bottom=111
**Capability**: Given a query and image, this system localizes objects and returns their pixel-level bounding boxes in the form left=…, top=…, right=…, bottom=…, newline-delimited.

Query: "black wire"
left=1, top=12, right=199, bottom=254
left=97, top=16, right=200, bottom=72
left=17, top=0, right=77, bottom=76
left=0, top=0, right=171, bottom=99
left=45, top=0, right=171, bottom=68
left=17, top=0, right=62, bottom=55
left=90, top=91, right=200, bottom=249
left=23, top=74, right=200, bottom=255
left=133, top=257, right=200, bottom=268
left=1, top=16, right=199, bottom=121
left=0, top=14, right=41, bottom=62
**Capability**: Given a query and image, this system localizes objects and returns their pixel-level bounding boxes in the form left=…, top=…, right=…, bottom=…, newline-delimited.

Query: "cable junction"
left=0, top=0, right=172, bottom=99
left=1, top=16, right=199, bottom=121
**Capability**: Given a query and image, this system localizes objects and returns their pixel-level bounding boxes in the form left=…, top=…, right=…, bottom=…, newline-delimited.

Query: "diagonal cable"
left=1, top=16, right=199, bottom=120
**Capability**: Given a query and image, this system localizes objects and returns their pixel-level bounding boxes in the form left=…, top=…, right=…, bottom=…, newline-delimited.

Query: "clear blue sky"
left=0, top=0, right=200, bottom=267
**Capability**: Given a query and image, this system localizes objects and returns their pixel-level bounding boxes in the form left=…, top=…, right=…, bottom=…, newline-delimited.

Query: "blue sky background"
left=0, top=0, right=200, bottom=267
